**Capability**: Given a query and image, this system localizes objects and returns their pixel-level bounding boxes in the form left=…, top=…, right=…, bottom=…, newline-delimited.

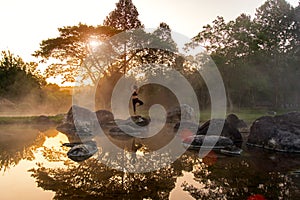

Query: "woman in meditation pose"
left=132, top=85, right=144, bottom=115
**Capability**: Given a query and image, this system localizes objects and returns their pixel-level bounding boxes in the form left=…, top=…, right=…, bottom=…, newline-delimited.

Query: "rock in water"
left=56, top=105, right=114, bottom=135
left=109, top=124, right=147, bottom=137
left=247, top=111, right=300, bottom=153
left=95, top=110, right=114, bottom=124
left=173, top=121, right=199, bottom=133
left=67, top=141, right=98, bottom=162
left=182, top=135, right=234, bottom=150
left=56, top=122, right=77, bottom=135
left=166, top=104, right=195, bottom=123
left=226, top=114, right=247, bottom=129
left=65, top=105, right=95, bottom=124
left=126, top=115, right=150, bottom=127
left=196, top=114, right=245, bottom=147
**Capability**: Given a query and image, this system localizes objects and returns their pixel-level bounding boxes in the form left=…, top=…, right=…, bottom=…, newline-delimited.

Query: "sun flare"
left=88, top=39, right=102, bottom=49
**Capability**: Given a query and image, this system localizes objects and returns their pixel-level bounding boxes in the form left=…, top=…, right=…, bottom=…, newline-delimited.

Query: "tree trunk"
left=227, top=89, right=234, bottom=112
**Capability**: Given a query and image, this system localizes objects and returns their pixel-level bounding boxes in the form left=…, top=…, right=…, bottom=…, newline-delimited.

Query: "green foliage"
left=0, top=51, right=45, bottom=102
left=187, top=0, right=300, bottom=109
left=41, top=84, right=72, bottom=114
left=103, top=0, right=143, bottom=30
left=0, top=51, right=71, bottom=113
left=33, top=24, right=119, bottom=84
left=33, top=0, right=179, bottom=86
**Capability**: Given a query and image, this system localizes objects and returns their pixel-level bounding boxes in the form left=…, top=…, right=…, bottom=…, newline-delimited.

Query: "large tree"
left=186, top=16, right=245, bottom=110
left=254, top=0, right=298, bottom=107
left=103, top=0, right=143, bottom=31
left=34, top=0, right=146, bottom=84
left=103, top=0, right=144, bottom=75
left=33, top=24, right=119, bottom=84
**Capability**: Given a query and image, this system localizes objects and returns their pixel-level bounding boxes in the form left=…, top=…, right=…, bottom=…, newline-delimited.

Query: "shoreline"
left=0, top=115, right=64, bottom=124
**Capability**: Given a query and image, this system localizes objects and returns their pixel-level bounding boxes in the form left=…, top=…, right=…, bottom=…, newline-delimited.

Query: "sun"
left=88, top=39, right=102, bottom=49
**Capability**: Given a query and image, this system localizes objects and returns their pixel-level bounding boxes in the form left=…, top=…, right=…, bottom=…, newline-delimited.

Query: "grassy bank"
left=0, top=108, right=298, bottom=125
left=0, top=115, right=64, bottom=124
left=199, top=108, right=299, bottom=125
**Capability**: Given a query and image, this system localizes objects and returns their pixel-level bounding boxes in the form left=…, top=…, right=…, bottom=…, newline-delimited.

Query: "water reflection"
left=186, top=164, right=289, bottom=199
left=0, top=125, right=299, bottom=199
left=30, top=143, right=300, bottom=199
left=30, top=159, right=177, bottom=199
left=0, top=125, right=48, bottom=171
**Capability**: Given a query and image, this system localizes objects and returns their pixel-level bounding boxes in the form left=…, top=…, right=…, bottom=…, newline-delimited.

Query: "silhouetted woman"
left=132, top=85, right=144, bottom=115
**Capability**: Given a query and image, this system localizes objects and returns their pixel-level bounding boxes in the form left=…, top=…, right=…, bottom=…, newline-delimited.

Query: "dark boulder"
left=182, top=135, right=234, bottom=150
left=65, top=105, right=95, bottom=124
left=196, top=114, right=246, bottom=147
left=66, top=140, right=98, bottom=162
left=226, top=114, right=247, bottom=129
left=166, top=104, right=195, bottom=123
left=57, top=105, right=114, bottom=135
left=173, top=121, right=199, bottom=133
left=57, top=105, right=95, bottom=135
left=56, top=122, right=76, bottom=135
left=247, top=111, right=300, bottom=153
left=95, top=110, right=114, bottom=124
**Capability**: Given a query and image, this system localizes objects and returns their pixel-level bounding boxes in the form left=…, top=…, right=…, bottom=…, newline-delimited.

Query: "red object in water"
left=247, top=194, right=266, bottom=200
left=202, top=150, right=217, bottom=166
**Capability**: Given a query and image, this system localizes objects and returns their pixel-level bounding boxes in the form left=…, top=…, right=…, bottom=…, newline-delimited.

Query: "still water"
left=0, top=124, right=299, bottom=200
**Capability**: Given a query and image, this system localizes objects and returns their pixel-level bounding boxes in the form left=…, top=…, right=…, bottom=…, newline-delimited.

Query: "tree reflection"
left=0, top=126, right=43, bottom=171
left=0, top=125, right=58, bottom=171
left=30, top=158, right=179, bottom=200
left=29, top=144, right=207, bottom=200
left=182, top=151, right=297, bottom=199
left=27, top=136, right=299, bottom=199
left=41, top=146, right=69, bottom=163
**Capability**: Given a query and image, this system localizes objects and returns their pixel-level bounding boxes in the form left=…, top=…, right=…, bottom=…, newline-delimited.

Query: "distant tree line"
left=0, top=50, right=45, bottom=109
left=188, top=0, right=300, bottom=110
left=0, top=51, right=71, bottom=113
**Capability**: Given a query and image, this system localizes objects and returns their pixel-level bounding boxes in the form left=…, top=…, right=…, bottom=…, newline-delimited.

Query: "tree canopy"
left=33, top=24, right=120, bottom=84
left=187, top=0, right=300, bottom=109
left=103, top=0, right=144, bottom=30
left=0, top=51, right=45, bottom=102
left=32, top=0, right=300, bottom=110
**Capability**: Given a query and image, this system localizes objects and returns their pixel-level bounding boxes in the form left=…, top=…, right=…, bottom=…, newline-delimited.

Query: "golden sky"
left=0, top=0, right=299, bottom=83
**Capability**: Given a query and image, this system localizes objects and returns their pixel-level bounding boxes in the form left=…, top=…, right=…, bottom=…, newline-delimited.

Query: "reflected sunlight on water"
left=0, top=159, right=55, bottom=200
left=169, top=171, right=203, bottom=200
left=43, top=132, right=69, bottom=149
left=0, top=127, right=71, bottom=200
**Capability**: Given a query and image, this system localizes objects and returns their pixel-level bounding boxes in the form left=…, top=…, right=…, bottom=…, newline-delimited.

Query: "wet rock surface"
left=108, top=116, right=150, bottom=138
left=174, top=121, right=199, bottom=133
left=65, top=140, right=98, bottom=162
left=247, top=111, right=300, bottom=153
left=177, top=114, right=246, bottom=147
left=166, top=104, right=195, bottom=123
left=56, top=105, right=114, bottom=136
left=182, top=135, right=234, bottom=150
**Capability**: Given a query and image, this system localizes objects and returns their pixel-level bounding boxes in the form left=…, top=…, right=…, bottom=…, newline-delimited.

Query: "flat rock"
left=182, top=135, right=234, bottom=150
